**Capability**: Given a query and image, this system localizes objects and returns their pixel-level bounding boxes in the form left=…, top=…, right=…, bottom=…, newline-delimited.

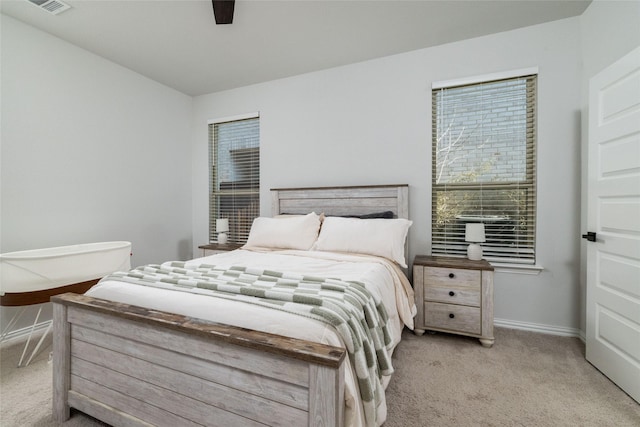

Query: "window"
left=431, top=74, right=537, bottom=264
left=209, top=115, right=260, bottom=244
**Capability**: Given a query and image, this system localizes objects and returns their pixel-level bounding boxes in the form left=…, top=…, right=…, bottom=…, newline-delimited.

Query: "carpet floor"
left=1, top=327, right=638, bottom=426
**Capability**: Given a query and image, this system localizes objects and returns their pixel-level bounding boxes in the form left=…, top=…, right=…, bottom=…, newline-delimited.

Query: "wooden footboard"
left=52, top=293, right=346, bottom=427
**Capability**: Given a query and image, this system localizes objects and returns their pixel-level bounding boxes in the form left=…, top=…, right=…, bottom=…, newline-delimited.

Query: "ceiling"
left=1, top=0, right=591, bottom=96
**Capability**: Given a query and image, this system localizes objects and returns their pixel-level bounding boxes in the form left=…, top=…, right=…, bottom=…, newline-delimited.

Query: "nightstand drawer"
left=425, top=267, right=480, bottom=289
left=424, top=286, right=480, bottom=307
left=424, top=302, right=481, bottom=335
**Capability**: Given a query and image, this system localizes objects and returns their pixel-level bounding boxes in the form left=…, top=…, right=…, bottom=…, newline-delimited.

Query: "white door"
left=585, top=46, right=640, bottom=403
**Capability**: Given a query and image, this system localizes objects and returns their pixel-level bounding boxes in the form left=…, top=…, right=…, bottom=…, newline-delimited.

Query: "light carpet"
left=1, top=327, right=638, bottom=426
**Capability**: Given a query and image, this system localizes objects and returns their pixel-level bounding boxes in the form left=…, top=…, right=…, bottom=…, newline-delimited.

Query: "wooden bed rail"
left=53, top=293, right=346, bottom=426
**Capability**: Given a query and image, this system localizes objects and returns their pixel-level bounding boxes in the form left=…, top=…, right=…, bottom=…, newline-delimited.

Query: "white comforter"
left=86, top=248, right=416, bottom=427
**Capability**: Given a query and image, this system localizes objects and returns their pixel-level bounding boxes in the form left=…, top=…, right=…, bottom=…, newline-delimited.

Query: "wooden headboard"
left=270, top=184, right=409, bottom=219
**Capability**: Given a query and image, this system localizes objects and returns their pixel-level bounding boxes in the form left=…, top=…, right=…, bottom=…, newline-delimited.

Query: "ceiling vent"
left=26, top=0, right=71, bottom=15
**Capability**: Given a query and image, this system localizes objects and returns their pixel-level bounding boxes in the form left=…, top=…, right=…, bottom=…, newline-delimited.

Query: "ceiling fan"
left=212, top=0, right=235, bottom=25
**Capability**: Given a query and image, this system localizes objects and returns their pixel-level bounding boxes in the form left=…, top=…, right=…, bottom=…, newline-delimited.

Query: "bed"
left=52, top=184, right=414, bottom=427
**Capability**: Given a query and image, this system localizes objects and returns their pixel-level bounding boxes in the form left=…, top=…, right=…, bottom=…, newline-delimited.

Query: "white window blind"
left=209, top=116, right=260, bottom=244
left=431, top=75, right=537, bottom=264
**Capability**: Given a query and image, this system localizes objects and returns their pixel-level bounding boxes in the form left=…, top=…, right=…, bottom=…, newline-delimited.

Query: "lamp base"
left=218, top=233, right=228, bottom=244
left=467, top=243, right=483, bottom=261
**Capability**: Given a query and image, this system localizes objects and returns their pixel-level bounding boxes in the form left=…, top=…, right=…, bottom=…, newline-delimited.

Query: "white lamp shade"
left=465, top=223, right=486, bottom=243
left=216, top=218, right=229, bottom=233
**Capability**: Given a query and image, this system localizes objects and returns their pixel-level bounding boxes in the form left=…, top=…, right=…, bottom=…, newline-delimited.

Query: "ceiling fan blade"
left=212, top=0, right=235, bottom=25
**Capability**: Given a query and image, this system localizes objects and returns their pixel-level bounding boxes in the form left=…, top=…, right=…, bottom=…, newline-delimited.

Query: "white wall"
left=192, top=18, right=584, bottom=332
left=578, top=0, right=640, bottom=332
left=1, top=15, right=193, bottom=335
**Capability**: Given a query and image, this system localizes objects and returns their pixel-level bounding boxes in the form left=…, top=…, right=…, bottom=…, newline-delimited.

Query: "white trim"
left=432, top=67, right=539, bottom=89
left=491, top=263, right=544, bottom=275
left=495, top=317, right=583, bottom=341
left=207, top=112, right=260, bottom=125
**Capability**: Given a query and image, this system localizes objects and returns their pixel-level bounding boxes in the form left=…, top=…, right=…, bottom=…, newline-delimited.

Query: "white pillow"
left=245, top=212, right=321, bottom=250
left=313, top=216, right=412, bottom=267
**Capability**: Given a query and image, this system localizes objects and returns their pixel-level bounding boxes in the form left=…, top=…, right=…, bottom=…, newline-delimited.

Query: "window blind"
left=431, top=75, right=537, bottom=264
left=209, top=116, right=260, bottom=244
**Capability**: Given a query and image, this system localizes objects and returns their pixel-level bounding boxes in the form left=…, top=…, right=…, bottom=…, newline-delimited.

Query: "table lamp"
left=216, top=218, right=229, bottom=244
left=465, top=223, right=486, bottom=261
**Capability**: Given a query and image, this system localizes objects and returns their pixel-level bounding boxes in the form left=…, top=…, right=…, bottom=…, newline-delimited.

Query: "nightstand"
left=198, top=243, right=242, bottom=257
left=413, top=255, right=494, bottom=347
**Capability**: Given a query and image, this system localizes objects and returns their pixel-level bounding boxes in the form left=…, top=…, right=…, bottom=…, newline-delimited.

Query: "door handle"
left=582, top=232, right=596, bottom=242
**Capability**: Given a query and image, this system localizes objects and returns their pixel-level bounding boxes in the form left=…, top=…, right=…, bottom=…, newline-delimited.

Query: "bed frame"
left=53, top=184, right=409, bottom=427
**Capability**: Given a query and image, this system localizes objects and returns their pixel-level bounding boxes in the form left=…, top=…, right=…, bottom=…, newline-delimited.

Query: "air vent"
left=26, top=0, right=71, bottom=15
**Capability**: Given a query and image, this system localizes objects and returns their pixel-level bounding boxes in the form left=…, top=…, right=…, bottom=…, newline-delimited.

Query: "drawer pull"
left=449, top=291, right=455, bottom=297
left=448, top=273, right=455, bottom=279
left=449, top=313, right=455, bottom=319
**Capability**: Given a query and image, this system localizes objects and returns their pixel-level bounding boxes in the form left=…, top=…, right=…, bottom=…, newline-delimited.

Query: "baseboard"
left=4, top=317, right=586, bottom=348
left=495, top=317, right=585, bottom=342
left=0, top=321, right=52, bottom=348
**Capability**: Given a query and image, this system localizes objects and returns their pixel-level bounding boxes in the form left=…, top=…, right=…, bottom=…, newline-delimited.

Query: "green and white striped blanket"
left=102, top=261, right=394, bottom=426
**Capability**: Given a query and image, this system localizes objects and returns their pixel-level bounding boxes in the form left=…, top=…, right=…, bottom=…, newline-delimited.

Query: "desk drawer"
left=424, top=302, right=481, bottom=335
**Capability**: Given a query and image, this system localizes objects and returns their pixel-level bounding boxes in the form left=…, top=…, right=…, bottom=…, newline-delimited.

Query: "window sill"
left=490, top=262, right=544, bottom=275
